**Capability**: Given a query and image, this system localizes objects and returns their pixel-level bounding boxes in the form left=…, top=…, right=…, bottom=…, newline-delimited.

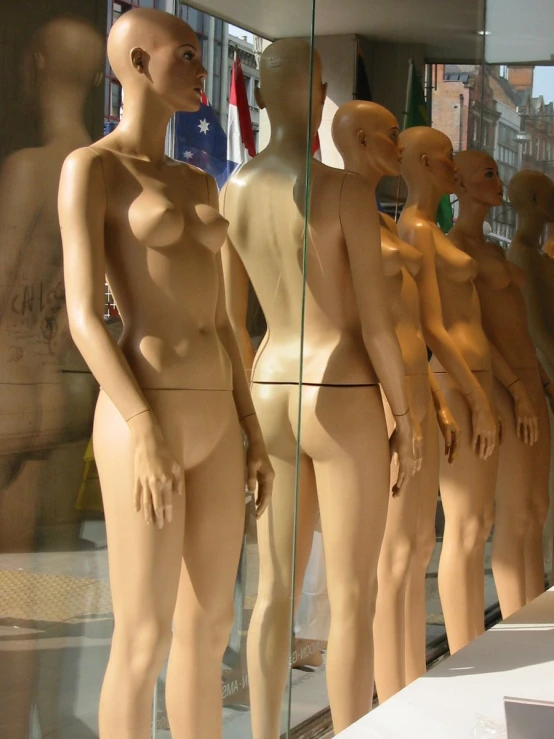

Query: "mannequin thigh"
left=93, top=389, right=244, bottom=658
left=299, top=385, right=390, bottom=604
left=250, top=382, right=320, bottom=605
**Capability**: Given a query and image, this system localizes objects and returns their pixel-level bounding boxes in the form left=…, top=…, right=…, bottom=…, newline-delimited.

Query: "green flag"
left=404, top=61, right=454, bottom=233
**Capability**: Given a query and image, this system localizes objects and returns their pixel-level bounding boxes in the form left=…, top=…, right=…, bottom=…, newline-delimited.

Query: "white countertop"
left=336, top=588, right=554, bottom=738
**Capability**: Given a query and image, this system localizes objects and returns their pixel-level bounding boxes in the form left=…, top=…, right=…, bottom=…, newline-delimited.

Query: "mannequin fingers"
left=151, top=480, right=166, bottom=529
left=516, top=418, right=523, bottom=441
left=533, top=417, right=539, bottom=445
left=173, top=465, right=185, bottom=499
left=162, top=479, right=173, bottom=524
left=246, top=462, right=259, bottom=495
left=143, top=485, right=154, bottom=525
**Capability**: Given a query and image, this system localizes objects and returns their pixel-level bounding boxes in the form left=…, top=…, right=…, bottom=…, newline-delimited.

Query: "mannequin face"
left=131, top=22, right=207, bottom=112
left=400, top=127, right=457, bottom=196
left=509, top=171, right=554, bottom=223
left=455, top=152, right=503, bottom=207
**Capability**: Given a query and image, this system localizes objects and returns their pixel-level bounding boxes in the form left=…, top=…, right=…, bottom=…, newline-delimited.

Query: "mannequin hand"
left=389, top=414, right=421, bottom=497
left=128, top=411, right=184, bottom=529
left=246, top=435, right=275, bottom=519
left=436, top=405, right=460, bottom=464
left=511, top=383, right=538, bottom=446
left=467, top=390, right=497, bottom=460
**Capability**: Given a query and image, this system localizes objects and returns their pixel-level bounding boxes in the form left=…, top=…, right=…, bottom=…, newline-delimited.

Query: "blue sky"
left=532, top=66, right=554, bottom=104
left=228, top=24, right=253, bottom=42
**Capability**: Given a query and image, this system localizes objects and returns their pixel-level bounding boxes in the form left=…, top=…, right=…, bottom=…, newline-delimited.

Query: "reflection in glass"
left=0, top=15, right=104, bottom=737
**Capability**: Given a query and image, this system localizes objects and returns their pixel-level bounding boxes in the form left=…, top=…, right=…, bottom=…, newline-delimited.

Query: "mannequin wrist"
left=127, top=409, right=157, bottom=440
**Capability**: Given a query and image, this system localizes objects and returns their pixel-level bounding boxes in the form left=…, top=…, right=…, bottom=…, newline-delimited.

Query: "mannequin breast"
left=90, top=147, right=232, bottom=392
left=224, top=157, right=379, bottom=385
left=381, top=228, right=428, bottom=379
left=462, top=239, right=538, bottom=371
left=432, top=226, right=490, bottom=372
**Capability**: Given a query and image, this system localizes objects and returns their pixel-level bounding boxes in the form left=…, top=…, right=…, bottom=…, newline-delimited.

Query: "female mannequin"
left=57, top=9, right=273, bottom=739
left=450, top=151, right=550, bottom=614
left=332, top=101, right=459, bottom=701
left=0, top=17, right=103, bottom=550
left=222, top=40, right=420, bottom=735
left=398, top=127, right=498, bottom=654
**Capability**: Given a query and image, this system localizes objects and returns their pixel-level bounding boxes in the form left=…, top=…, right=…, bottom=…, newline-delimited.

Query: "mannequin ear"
left=93, top=71, right=103, bottom=89
left=421, top=153, right=430, bottom=168
left=130, top=47, right=146, bottom=74
left=530, top=189, right=538, bottom=206
left=456, top=172, right=467, bottom=192
left=33, top=51, right=45, bottom=72
left=356, top=129, right=367, bottom=148
left=254, top=85, right=265, bottom=110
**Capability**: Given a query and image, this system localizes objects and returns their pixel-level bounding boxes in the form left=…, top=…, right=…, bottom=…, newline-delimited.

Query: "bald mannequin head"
left=509, top=170, right=554, bottom=222
left=107, top=8, right=206, bottom=113
left=24, top=16, right=104, bottom=96
left=256, top=39, right=326, bottom=134
left=454, top=150, right=503, bottom=208
left=399, top=126, right=456, bottom=195
left=332, top=101, right=400, bottom=177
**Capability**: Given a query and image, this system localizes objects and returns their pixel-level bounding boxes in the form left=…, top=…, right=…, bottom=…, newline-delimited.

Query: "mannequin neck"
left=404, top=178, right=443, bottom=221
left=453, top=197, right=489, bottom=241
left=114, top=92, right=173, bottom=166
left=514, top=212, right=546, bottom=247
left=39, top=83, right=90, bottom=144
left=266, top=119, right=315, bottom=161
left=342, top=152, right=381, bottom=192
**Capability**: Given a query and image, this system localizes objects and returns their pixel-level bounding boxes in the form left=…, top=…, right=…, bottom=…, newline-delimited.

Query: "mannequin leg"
left=523, top=370, right=551, bottom=601
left=302, top=385, right=389, bottom=732
left=247, top=384, right=319, bottom=739
left=374, top=391, right=435, bottom=701
left=436, top=373, right=498, bottom=654
left=165, top=397, right=245, bottom=739
left=405, top=398, right=439, bottom=684
left=95, top=391, right=186, bottom=739
left=491, top=380, right=534, bottom=617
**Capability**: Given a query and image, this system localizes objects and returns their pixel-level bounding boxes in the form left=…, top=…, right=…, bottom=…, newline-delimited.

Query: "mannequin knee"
left=175, top=599, right=236, bottom=656
left=448, top=514, right=486, bottom=552
left=414, top=529, right=436, bottom=570
left=379, top=537, right=415, bottom=585
left=531, top=495, right=550, bottom=530
left=331, top=579, right=378, bottom=628
left=113, top=619, right=172, bottom=681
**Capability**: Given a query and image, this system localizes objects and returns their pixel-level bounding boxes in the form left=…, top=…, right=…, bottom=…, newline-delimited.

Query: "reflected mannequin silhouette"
left=451, top=152, right=551, bottom=618
left=0, top=16, right=103, bottom=739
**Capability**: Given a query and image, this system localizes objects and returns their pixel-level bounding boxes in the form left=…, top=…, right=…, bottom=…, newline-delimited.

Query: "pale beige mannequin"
left=57, top=10, right=273, bottom=739
left=331, top=101, right=459, bottom=701
left=508, top=169, right=554, bottom=594
left=398, top=127, right=498, bottom=654
left=222, top=41, right=420, bottom=735
left=451, top=151, right=550, bottom=615
left=0, top=18, right=103, bottom=536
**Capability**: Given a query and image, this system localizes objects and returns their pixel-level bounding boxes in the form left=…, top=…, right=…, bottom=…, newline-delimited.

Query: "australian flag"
left=174, top=92, right=229, bottom=189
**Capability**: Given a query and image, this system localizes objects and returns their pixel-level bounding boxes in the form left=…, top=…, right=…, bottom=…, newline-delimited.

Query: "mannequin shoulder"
left=397, top=213, right=435, bottom=254
left=380, top=212, right=398, bottom=234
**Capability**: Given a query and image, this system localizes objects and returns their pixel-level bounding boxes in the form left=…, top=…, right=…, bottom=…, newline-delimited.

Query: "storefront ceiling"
left=485, top=0, right=554, bottom=63
left=188, top=0, right=486, bottom=61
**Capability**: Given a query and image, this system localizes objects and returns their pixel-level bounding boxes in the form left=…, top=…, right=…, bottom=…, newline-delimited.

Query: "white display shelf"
left=336, top=588, right=554, bottom=738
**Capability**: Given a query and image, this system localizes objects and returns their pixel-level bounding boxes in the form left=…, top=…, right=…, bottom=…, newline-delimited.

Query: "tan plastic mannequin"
left=398, top=127, right=498, bottom=655
left=331, top=101, right=459, bottom=701
left=0, top=17, right=103, bottom=545
left=57, top=10, right=273, bottom=739
left=507, top=170, right=554, bottom=594
left=450, top=152, right=550, bottom=615
left=222, top=41, right=420, bottom=735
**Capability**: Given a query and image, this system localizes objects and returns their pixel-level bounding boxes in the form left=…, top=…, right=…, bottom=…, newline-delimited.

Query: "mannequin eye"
left=183, top=51, right=194, bottom=60
left=485, top=170, right=494, bottom=178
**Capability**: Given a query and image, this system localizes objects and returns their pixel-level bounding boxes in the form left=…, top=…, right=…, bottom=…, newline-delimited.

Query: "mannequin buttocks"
left=222, top=41, right=419, bottom=736
left=331, top=101, right=458, bottom=700
left=398, top=126, right=498, bottom=655
left=451, top=151, right=549, bottom=616
left=58, top=10, right=272, bottom=739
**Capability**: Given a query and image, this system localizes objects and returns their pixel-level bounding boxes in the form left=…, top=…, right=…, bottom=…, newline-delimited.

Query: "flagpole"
left=402, top=57, right=414, bottom=131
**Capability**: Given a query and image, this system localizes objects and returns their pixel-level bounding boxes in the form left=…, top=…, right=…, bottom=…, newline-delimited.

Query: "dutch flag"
left=227, top=53, right=256, bottom=177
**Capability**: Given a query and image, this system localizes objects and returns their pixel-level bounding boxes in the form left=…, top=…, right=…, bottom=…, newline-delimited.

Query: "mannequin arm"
left=0, top=150, right=42, bottom=320
left=428, top=366, right=460, bottom=463
left=340, top=172, right=421, bottom=486
left=210, top=176, right=273, bottom=516
left=59, top=147, right=187, bottom=529
left=519, top=272, right=554, bottom=368
left=220, top=185, right=256, bottom=377
left=58, top=148, right=151, bottom=421
left=402, top=219, right=495, bottom=458
left=538, top=360, right=554, bottom=414
left=488, top=341, right=538, bottom=445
